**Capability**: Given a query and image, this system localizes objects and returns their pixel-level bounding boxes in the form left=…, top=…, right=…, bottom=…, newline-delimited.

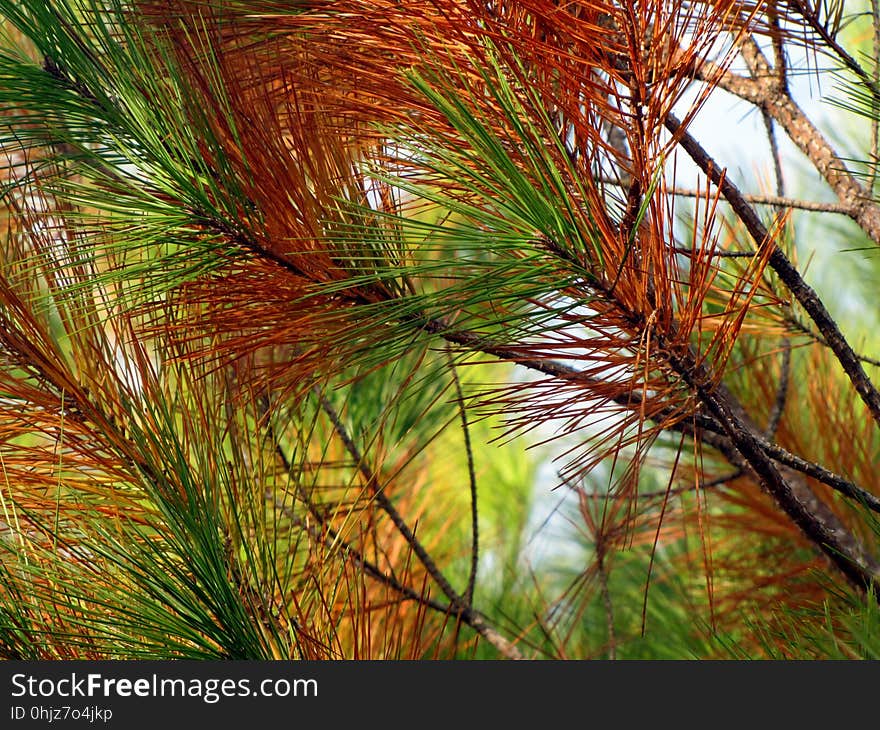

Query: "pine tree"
left=1, top=0, right=879, bottom=659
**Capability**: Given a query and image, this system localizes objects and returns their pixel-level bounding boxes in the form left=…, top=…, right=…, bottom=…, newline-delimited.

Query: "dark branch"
left=666, top=111, right=880, bottom=431
left=259, top=393, right=518, bottom=655
left=447, top=349, right=480, bottom=607
left=313, top=387, right=523, bottom=659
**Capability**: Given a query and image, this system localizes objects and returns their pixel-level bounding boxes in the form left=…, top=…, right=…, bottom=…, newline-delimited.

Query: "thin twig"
left=258, top=394, right=520, bottom=654
left=639, top=469, right=743, bottom=500
left=601, top=173, right=852, bottom=214
left=765, top=340, right=792, bottom=439
left=673, top=245, right=758, bottom=258
left=760, top=94, right=793, bottom=441
left=672, top=410, right=880, bottom=515
left=786, top=0, right=880, bottom=102
left=768, top=3, right=789, bottom=94
left=447, top=348, right=479, bottom=607
left=786, top=315, right=880, bottom=369
left=666, top=111, right=880, bottom=431
left=761, top=113, right=785, bottom=208
left=758, top=434, right=880, bottom=514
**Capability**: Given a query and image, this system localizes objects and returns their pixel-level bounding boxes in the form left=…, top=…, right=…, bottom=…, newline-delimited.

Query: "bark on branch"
left=696, top=40, right=880, bottom=244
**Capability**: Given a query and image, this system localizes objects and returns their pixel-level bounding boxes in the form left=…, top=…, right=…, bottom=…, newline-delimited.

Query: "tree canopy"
left=1, top=0, right=880, bottom=659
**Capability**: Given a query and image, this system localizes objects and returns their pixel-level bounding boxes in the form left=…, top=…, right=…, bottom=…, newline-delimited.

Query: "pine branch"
left=784, top=0, right=880, bottom=101
left=697, top=38, right=880, bottom=243
left=786, top=315, right=880, bottom=369
left=422, top=315, right=880, bottom=521
left=447, top=349, right=480, bottom=607
left=638, top=469, right=743, bottom=500
left=314, top=387, right=523, bottom=659
left=669, top=352, right=880, bottom=590
left=425, top=306, right=880, bottom=591
left=666, top=188, right=851, bottom=215
left=7, top=0, right=880, bottom=659
left=666, top=112, right=880, bottom=431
